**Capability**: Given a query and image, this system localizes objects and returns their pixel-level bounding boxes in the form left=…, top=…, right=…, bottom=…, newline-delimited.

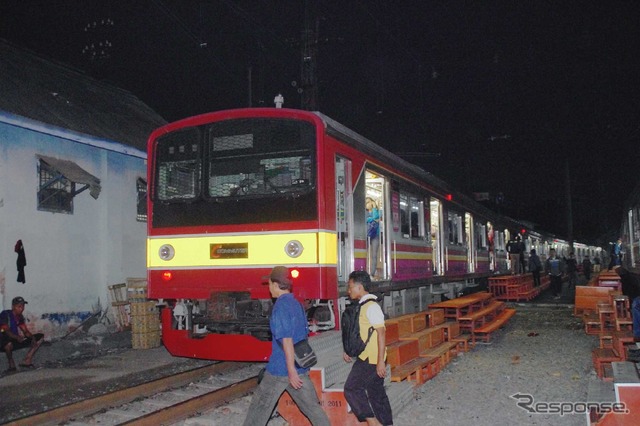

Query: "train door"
left=336, top=156, right=353, bottom=283
left=365, top=170, right=387, bottom=279
left=487, top=222, right=495, bottom=271
left=465, top=213, right=475, bottom=273
left=430, top=198, right=444, bottom=275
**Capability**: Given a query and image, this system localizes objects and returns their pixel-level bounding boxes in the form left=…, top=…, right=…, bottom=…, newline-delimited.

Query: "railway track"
left=6, top=362, right=263, bottom=426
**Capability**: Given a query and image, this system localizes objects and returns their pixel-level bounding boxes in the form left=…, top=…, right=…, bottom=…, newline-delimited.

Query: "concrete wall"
left=0, top=114, right=147, bottom=338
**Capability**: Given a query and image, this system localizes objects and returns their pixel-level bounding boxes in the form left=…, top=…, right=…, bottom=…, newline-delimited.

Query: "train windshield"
left=207, top=118, right=313, bottom=199
left=152, top=117, right=317, bottom=227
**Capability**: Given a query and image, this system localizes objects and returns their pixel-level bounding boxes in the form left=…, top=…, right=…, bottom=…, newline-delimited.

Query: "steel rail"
left=6, top=362, right=245, bottom=426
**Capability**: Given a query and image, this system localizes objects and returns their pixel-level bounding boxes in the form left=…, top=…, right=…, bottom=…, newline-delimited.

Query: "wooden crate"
left=132, top=330, right=161, bottom=349
left=386, top=321, right=400, bottom=345
left=410, top=313, right=427, bottom=333
left=425, top=309, right=445, bottom=326
left=386, top=339, right=419, bottom=367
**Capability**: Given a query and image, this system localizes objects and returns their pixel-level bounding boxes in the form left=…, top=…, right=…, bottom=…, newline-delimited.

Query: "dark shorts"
left=0, top=333, right=44, bottom=352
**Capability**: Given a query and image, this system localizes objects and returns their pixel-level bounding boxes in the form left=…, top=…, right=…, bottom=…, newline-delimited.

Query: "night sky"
left=2, top=1, right=639, bottom=243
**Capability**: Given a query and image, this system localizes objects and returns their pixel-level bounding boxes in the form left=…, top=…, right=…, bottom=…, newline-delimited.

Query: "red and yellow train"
left=146, top=108, right=599, bottom=361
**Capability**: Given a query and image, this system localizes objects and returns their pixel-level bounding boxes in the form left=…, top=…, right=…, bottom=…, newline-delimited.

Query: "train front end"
left=146, top=109, right=336, bottom=361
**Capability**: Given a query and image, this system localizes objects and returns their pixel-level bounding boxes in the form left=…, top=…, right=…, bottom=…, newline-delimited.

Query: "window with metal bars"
left=38, top=160, right=74, bottom=213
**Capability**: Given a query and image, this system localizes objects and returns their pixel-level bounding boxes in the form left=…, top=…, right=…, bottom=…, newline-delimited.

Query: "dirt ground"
left=1, top=279, right=609, bottom=425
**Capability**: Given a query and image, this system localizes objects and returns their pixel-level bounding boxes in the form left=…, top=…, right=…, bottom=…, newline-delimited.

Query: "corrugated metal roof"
left=0, top=40, right=167, bottom=151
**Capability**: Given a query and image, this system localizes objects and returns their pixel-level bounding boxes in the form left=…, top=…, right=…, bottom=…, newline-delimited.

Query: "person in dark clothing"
left=565, top=252, right=578, bottom=288
left=15, top=240, right=26, bottom=283
left=528, top=249, right=542, bottom=287
left=546, top=249, right=564, bottom=299
left=0, top=297, right=44, bottom=373
left=582, top=255, right=592, bottom=281
left=615, top=267, right=640, bottom=343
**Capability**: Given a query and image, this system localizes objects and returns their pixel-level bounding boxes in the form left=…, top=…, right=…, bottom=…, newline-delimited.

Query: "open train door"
left=335, top=156, right=354, bottom=284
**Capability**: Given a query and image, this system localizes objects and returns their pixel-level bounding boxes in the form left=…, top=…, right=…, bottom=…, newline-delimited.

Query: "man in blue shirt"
left=243, top=267, right=329, bottom=426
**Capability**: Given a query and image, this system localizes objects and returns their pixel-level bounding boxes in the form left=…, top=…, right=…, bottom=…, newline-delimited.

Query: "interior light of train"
left=285, top=240, right=303, bottom=258
left=162, top=271, right=172, bottom=281
left=159, top=244, right=175, bottom=261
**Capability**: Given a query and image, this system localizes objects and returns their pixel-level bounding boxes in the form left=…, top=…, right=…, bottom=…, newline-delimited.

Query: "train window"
left=448, top=211, right=463, bottom=245
left=476, top=223, right=487, bottom=249
left=155, top=127, right=202, bottom=201
left=400, top=194, right=410, bottom=237
left=206, top=119, right=315, bottom=199
left=410, top=197, right=423, bottom=239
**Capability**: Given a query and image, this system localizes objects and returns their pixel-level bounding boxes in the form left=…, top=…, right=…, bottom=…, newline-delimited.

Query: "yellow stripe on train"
left=147, top=231, right=337, bottom=268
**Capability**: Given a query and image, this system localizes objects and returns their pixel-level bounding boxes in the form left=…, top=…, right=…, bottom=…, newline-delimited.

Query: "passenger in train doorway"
left=343, top=271, right=393, bottom=426
left=582, top=255, right=592, bottom=282
left=243, top=267, right=330, bottom=426
left=528, top=249, right=542, bottom=287
left=366, top=197, right=381, bottom=278
left=546, top=249, right=565, bottom=300
left=608, top=238, right=623, bottom=270
left=0, top=297, right=44, bottom=374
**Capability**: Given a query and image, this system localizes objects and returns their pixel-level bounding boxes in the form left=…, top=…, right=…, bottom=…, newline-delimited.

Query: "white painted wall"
left=0, top=115, right=147, bottom=338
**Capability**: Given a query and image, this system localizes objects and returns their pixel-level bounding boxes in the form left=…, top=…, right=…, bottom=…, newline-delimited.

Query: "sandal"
left=19, top=363, right=35, bottom=369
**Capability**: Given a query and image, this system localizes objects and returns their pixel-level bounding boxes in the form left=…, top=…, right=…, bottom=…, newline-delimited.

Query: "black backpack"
left=341, top=299, right=375, bottom=357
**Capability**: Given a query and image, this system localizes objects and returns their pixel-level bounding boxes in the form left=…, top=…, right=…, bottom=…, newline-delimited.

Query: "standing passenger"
left=343, top=271, right=393, bottom=426
left=546, top=249, right=564, bottom=300
left=366, top=198, right=381, bottom=278
left=565, top=252, right=578, bottom=288
left=582, top=255, right=592, bottom=282
left=243, top=267, right=329, bottom=426
left=608, top=239, right=623, bottom=270
left=528, top=249, right=542, bottom=287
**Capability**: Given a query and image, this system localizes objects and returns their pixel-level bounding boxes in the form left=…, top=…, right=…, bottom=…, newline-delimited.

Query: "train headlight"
left=285, top=240, right=303, bottom=258
left=159, top=244, right=175, bottom=261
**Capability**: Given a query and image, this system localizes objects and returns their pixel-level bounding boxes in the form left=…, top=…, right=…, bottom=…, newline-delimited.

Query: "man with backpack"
left=342, top=271, right=393, bottom=426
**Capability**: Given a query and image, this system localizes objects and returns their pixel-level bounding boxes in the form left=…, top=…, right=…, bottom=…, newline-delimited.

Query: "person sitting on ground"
left=0, top=297, right=44, bottom=373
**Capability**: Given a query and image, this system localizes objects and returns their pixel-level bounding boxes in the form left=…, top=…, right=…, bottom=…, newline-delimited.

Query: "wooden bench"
left=450, top=333, right=473, bottom=352
left=420, top=340, right=458, bottom=367
left=458, top=300, right=505, bottom=336
left=473, top=308, right=516, bottom=343
left=592, top=348, right=622, bottom=381
left=583, top=313, right=602, bottom=335
left=390, top=355, right=440, bottom=385
left=574, top=286, right=613, bottom=316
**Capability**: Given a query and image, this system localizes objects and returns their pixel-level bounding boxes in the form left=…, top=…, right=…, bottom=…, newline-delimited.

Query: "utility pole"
left=565, top=159, right=574, bottom=252
left=300, top=0, right=319, bottom=110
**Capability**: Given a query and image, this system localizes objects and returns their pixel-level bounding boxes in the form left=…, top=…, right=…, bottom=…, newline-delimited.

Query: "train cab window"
left=206, top=118, right=315, bottom=199
left=155, top=127, right=202, bottom=201
left=448, top=211, right=463, bottom=245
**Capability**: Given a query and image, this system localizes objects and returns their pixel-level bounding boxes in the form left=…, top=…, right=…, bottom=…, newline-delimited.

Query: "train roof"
left=314, top=111, right=506, bottom=225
